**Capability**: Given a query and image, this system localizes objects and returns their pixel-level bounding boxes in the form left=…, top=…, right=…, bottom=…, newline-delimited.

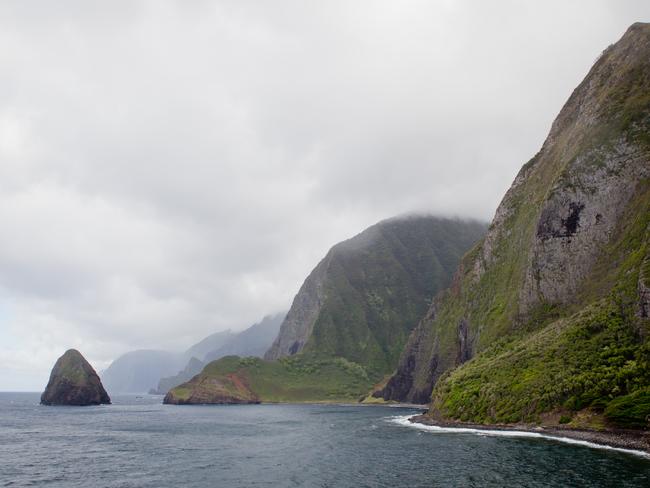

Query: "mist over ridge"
left=1, top=1, right=649, bottom=391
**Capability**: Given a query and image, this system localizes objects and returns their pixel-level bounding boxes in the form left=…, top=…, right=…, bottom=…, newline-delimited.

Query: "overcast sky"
left=1, top=1, right=649, bottom=391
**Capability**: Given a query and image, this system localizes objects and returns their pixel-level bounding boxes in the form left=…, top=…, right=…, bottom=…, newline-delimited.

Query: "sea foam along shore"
left=388, top=415, right=650, bottom=459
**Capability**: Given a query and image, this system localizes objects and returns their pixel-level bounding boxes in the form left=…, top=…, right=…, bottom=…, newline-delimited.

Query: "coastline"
left=409, top=414, right=650, bottom=455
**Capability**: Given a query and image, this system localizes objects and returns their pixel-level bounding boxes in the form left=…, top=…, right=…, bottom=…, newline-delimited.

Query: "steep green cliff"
left=168, top=215, right=486, bottom=403
left=265, top=215, right=487, bottom=380
left=381, top=23, right=650, bottom=429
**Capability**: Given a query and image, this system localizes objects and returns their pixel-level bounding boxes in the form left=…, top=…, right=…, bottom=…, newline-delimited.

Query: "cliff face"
left=41, top=349, right=111, bottom=406
left=264, top=216, right=487, bottom=379
left=264, top=257, right=330, bottom=360
left=167, top=217, right=486, bottom=405
left=381, top=23, right=650, bottom=414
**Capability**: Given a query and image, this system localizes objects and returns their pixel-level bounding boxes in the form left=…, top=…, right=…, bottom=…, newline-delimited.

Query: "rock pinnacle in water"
left=41, top=349, right=111, bottom=406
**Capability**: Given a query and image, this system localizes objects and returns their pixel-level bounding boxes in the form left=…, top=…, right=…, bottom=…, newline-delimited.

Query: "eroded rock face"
left=378, top=305, right=477, bottom=404
left=519, top=142, right=649, bottom=314
left=639, top=255, right=650, bottom=319
left=377, top=306, right=442, bottom=404
left=264, top=255, right=330, bottom=360
left=381, top=22, right=650, bottom=404
left=41, top=349, right=111, bottom=406
left=375, top=338, right=429, bottom=404
left=456, top=318, right=472, bottom=364
left=163, top=373, right=260, bottom=405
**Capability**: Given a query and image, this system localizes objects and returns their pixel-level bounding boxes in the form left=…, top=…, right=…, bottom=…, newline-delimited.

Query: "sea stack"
left=41, top=349, right=111, bottom=406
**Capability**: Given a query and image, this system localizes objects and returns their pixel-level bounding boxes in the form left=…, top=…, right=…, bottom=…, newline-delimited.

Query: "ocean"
left=1, top=393, right=648, bottom=487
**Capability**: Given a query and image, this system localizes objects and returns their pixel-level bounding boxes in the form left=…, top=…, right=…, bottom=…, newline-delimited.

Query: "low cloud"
left=1, top=0, right=648, bottom=389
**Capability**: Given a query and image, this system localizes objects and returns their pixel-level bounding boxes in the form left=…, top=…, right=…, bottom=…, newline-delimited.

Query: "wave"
left=388, top=415, right=650, bottom=459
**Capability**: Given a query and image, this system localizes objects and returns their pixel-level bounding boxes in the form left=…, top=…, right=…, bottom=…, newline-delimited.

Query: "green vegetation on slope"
left=268, top=216, right=487, bottom=382
left=604, top=388, right=650, bottom=428
left=431, top=299, right=650, bottom=427
left=167, top=354, right=374, bottom=403
left=56, top=349, right=96, bottom=385
left=431, top=178, right=650, bottom=428
left=172, top=217, right=486, bottom=404
left=382, top=23, right=650, bottom=412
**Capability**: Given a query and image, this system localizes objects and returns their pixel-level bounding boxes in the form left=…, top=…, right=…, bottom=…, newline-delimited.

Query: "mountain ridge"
left=103, top=312, right=285, bottom=394
left=265, top=215, right=488, bottom=380
left=153, top=313, right=285, bottom=394
left=166, top=215, right=487, bottom=403
left=379, top=23, right=650, bottom=429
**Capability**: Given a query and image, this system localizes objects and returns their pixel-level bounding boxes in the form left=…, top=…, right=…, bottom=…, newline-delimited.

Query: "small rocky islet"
left=41, top=349, right=111, bottom=406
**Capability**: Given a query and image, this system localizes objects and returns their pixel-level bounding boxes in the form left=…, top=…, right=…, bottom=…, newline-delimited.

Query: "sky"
left=1, top=0, right=649, bottom=391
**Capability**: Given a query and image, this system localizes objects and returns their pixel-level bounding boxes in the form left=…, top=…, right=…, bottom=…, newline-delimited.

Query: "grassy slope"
left=432, top=182, right=650, bottom=427
left=56, top=350, right=95, bottom=385
left=168, top=355, right=373, bottom=403
left=425, top=24, right=650, bottom=427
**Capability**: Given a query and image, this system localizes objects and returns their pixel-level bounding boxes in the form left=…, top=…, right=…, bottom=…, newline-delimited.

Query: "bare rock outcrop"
left=41, top=349, right=111, bottom=406
left=381, top=22, right=650, bottom=404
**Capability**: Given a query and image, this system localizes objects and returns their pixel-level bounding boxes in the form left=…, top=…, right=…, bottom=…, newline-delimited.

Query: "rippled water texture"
left=1, top=393, right=649, bottom=487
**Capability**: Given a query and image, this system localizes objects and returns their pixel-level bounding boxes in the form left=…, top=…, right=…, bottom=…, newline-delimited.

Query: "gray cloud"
left=1, top=0, right=649, bottom=390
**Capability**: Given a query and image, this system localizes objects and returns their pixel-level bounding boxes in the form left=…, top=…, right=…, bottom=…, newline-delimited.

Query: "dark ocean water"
left=1, top=393, right=649, bottom=487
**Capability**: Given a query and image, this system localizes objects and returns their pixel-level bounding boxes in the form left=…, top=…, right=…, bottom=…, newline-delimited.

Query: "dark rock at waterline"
left=41, top=349, right=111, bottom=406
left=163, top=367, right=260, bottom=405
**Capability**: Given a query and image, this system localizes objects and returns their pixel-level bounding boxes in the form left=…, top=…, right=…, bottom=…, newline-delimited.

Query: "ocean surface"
left=1, top=393, right=649, bottom=487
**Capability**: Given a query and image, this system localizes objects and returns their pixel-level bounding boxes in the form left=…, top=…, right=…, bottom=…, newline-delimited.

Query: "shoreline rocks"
left=409, top=414, right=650, bottom=454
